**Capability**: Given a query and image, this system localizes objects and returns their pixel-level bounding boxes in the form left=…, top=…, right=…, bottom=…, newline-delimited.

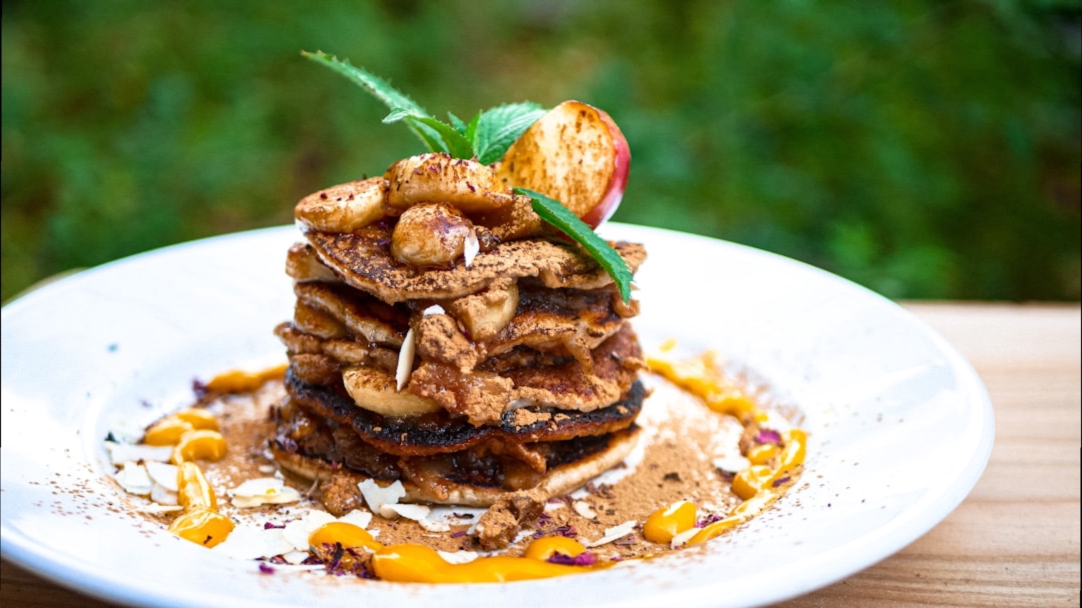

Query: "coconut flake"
left=358, top=479, right=406, bottom=516
left=281, top=519, right=311, bottom=550
left=105, top=441, right=172, bottom=466
left=572, top=501, right=597, bottom=519
left=463, top=228, right=479, bottom=268
left=114, top=462, right=154, bottom=495
left=212, top=525, right=267, bottom=559
left=337, top=509, right=373, bottom=529
left=670, top=527, right=701, bottom=548
left=713, top=454, right=750, bottom=473
left=281, top=550, right=311, bottom=565
left=422, top=304, right=446, bottom=316
left=395, top=328, right=416, bottom=391
left=232, top=478, right=302, bottom=508
left=212, top=524, right=295, bottom=560
left=144, top=461, right=180, bottom=492
left=280, top=510, right=340, bottom=551
left=438, top=550, right=479, bottom=564
left=382, top=503, right=431, bottom=521
left=150, top=483, right=179, bottom=506
left=584, top=520, right=637, bottom=548
left=305, top=509, right=338, bottom=531
left=419, top=519, right=451, bottom=533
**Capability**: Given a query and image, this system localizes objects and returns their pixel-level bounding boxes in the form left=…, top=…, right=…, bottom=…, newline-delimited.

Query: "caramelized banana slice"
left=286, top=243, right=341, bottom=283
left=391, top=203, right=474, bottom=267
left=294, top=282, right=408, bottom=347
left=295, top=177, right=389, bottom=233
left=386, top=153, right=514, bottom=214
left=342, top=366, right=442, bottom=416
left=444, top=282, right=519, bottom=341
left=293, top=302, right=349, bottom=339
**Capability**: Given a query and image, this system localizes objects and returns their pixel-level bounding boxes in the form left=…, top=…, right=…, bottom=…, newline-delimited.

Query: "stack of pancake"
left=271, top=156, right=647, bottom=506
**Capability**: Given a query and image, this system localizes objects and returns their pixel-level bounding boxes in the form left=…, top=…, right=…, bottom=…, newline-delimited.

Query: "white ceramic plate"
left=0, top=224, right=993, bottom=607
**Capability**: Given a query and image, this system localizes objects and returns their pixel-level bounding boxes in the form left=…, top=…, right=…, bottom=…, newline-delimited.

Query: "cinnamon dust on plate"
left=132, top=372, right=787, bottom=564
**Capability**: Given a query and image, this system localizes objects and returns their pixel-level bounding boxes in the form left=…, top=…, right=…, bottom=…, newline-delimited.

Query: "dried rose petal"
left=756, top=429, right=782, bottom=444
left=258, top=563, right=275, bottom=575
left=696, top=513, right=723, bottom=528
left=553, top=524, right=577, bottom=538
left=547, top=551, right=598, bottom=566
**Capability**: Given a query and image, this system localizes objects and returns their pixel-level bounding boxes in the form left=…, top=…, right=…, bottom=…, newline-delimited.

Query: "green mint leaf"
left=447, top=112, right=469, bottom=135
left=384, top=110, right=475, bottom=159
left=464, top=111, right=481, bottom=144
left=301, top=50, right=445, bottom=153
left=515, top=187, right=633, bottom=303
left=473, top=103, right=547, bottom=165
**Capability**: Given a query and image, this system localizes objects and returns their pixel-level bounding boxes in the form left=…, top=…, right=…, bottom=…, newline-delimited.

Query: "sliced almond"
left=584, top=520, right=637, bottom=548
left=463, top=228, right=480, bottom=268
left=395, top=328, right=416, bottom=391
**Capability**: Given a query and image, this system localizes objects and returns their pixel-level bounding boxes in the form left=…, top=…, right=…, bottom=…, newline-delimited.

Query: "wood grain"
left=779, top=303, right=1081, bottom=607
left=3, top=303, right=1079, bottom=607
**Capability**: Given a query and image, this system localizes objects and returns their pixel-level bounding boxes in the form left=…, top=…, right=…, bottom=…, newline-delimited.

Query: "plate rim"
left=0, top=223, right=995, bottom=607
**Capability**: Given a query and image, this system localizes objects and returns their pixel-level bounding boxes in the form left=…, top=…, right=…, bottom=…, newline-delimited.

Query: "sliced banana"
left=385, top=153, right=514, bottom=214
left=292, top=302, right=349, bottom=339
left=445, top=282, right=519, bottom=341
left=342, top=366, right=441, bottom=417
left=295, top=177, right=389, bottom=233
left=390, top=202, right=473, bottom=267
left=294, top=282, right=405, bottom=347
left=285, top=243, right=341, bottom=283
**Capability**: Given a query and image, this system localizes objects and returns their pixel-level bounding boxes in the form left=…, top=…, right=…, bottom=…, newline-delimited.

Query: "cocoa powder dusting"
left=137, top=373, right=795, bottom=568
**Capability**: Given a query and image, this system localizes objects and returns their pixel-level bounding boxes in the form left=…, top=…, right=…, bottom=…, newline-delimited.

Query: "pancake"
left=407, top=323, right=645, bottom=423
left=305, top=226, right=646, bottom=304
left=272, top=420, right=641, bottom=507
left=288, top=244, right=636, bottom=372
left=281, top=369, right=645, bottom=456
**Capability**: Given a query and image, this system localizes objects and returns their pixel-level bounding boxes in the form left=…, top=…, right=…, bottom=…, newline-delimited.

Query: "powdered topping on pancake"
left=305, top=226, right=645, bottom=304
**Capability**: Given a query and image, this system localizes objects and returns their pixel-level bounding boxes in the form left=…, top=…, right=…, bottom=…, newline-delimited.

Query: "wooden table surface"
left=3, top=302, right=1079, bottom=607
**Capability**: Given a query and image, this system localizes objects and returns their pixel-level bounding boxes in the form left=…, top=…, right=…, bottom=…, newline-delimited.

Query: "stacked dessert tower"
left=271, top=150, right=647, bottom=507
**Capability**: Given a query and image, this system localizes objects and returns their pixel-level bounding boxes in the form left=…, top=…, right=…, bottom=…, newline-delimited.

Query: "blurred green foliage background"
left=3, top=0, right=1079, bottom=302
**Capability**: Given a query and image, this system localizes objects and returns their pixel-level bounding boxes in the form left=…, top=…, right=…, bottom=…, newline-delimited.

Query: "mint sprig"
left=302, top=51, right=543, bottom=163
left=302, top=51, right=632, bottom=300
left=472, top=103, right=546, bottom=164
left=516, top=188, right=633, bottom=303
left=383, top=109, right=475, bottom=159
